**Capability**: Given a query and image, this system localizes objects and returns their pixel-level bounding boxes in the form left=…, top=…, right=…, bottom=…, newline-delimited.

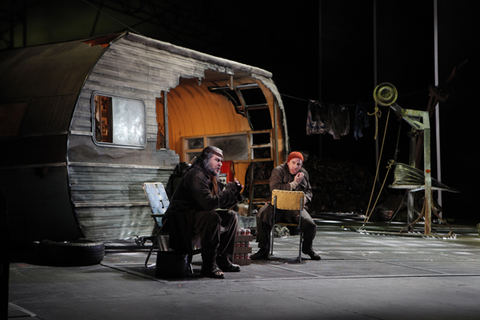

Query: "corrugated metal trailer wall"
left=68, top=35, right=182, bottom=241
left=1, top=32, right=289, bottom=243
left=68, top=33, right=282, bottom=241
left=0, top=39, right=108, bottom=243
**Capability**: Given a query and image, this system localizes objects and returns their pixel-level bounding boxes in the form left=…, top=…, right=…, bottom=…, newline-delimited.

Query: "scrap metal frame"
left=388, top=103, right=433, bottom=235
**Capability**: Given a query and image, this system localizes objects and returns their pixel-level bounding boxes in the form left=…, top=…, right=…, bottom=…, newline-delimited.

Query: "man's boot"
left=251, top=247, right=269, bottom=260
left=302, top=239, right=321, bottom=260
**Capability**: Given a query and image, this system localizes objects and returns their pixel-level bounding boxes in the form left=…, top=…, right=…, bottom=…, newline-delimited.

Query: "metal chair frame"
left=142, top=182, right=201, bottom=271
left=142, top=182, right=170, bottom=268
left=269, top=189, right=305, bottom=262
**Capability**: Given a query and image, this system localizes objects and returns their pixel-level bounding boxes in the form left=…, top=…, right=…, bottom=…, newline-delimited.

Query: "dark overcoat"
left=163, top=163, right=242, bottom=253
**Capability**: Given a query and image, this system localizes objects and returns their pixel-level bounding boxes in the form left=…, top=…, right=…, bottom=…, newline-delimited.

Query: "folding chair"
left=269, top=189, right=306, bottom=262
left=142, top=182, right=201, bottom=275
left=142, top=182, right=171, bottom=268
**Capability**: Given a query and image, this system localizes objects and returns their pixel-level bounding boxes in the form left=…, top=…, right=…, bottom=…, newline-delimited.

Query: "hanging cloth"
left=306, top=100, right=328, bottom=135
left=354, top=103, right=370, bottom=140
left=326, top=104, right=350, bottom=139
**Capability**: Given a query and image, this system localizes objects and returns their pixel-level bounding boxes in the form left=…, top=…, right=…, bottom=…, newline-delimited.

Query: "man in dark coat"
left=251, top=151, right=320, bottom=260
left=164, top=146, right=243, bottom=278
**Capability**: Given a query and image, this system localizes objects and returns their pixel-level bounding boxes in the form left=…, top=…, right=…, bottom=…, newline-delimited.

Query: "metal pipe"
left=373, top=0, right=380, bottom=182
left=163, top=91, right=169, bottom=149
left=423, top=113, right=432, bottom=235
left=434, top=0, right=443, bottom=216
left=273, top=101, right=279, bottom=166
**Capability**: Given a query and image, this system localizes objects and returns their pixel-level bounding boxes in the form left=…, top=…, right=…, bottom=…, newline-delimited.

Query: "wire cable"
left=82, top=0, right=144, bottom=36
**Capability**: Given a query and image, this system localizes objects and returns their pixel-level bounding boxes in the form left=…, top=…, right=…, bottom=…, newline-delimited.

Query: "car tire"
left=39, top=239, right=105, bottom=266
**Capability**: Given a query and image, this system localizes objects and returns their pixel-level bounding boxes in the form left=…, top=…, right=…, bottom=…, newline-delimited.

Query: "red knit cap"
left=287, top=151, right=304, bottom=163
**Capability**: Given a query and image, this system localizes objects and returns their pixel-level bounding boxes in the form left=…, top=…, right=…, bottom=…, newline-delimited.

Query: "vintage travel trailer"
left=0, top=32, right=289, bottom=244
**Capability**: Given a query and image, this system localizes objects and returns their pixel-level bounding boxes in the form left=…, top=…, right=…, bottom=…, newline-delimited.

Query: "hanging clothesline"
left=280, top=88, right=427, bottom=107
left=281, top=88, right=427, bottom=140
left=280, top=93, right=367, bottom=107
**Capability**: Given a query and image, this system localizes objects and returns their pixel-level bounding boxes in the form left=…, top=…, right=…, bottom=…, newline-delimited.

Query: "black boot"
left=251, top=247, right=269, bottom=260
left=216, top=254, right=240, bottom=272
left=302, top=249, right=321, bottom=260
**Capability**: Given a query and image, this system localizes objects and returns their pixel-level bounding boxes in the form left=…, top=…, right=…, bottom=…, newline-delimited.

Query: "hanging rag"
left=306, top=100, right=328, bottom=135
left=326, top=104, right=350, bottom=139
left=354, top=103, right=370, bottom=140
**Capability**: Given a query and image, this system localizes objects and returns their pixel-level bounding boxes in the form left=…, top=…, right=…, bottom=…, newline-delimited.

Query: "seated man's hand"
left=233, top=178, right=243, bottom=192
left=294, top=172, right=304, bottom=185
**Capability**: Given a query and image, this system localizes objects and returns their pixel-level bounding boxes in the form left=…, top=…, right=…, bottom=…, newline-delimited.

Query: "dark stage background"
left=1, top=0, right=478, bottom=220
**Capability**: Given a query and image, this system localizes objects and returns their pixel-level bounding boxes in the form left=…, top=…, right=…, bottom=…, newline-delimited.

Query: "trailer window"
left=182, top=130, right=273, bottom=162
left=93, top=94, right=146, bottom=148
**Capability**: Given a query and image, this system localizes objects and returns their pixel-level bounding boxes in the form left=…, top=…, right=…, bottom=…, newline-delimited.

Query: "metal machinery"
left=373, top=83, right=435, bottom=235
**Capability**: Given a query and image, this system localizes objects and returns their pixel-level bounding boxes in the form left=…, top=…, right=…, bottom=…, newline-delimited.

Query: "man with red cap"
left=251, top=151, right=320, bottom=260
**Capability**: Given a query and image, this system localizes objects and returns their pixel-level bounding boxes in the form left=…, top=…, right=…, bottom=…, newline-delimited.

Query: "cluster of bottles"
left=234, top=252, right=251, bottom=260
left=235, top=228, right=252, bottom=261
left=237, top=228, right=251, bottom=235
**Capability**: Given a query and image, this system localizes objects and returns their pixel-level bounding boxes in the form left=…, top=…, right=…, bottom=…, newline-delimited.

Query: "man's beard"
left=208, top=167, right=218, bottom=176
left=203, top=158, right=218, bottom=176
